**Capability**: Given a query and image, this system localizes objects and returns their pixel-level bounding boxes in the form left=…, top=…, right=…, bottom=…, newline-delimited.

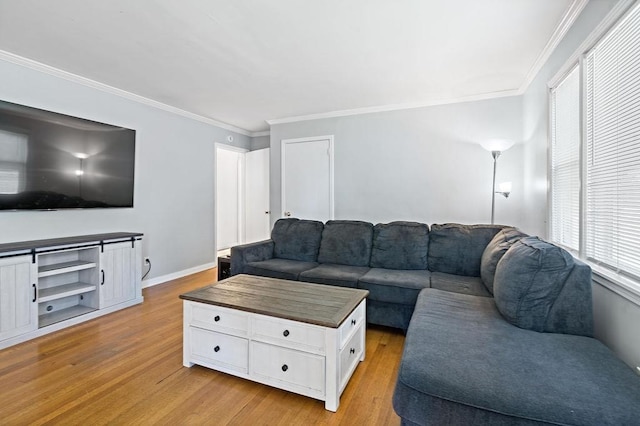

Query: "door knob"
left=284, top=211, right=292, bottom=217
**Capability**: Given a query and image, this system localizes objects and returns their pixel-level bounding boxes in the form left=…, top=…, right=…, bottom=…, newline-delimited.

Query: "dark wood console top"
left=180, top=274, right=369, bottom=328
left=0, top=232, right=143, bottom=255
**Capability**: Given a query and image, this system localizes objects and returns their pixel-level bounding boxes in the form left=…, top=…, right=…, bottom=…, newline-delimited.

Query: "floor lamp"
left=491, top=150, right=500, bottom=225
left=485, top=143, right=512, bottom=225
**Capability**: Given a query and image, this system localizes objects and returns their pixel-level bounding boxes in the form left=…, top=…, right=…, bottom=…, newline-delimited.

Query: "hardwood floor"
left=0, top=269, right=404, bottom=425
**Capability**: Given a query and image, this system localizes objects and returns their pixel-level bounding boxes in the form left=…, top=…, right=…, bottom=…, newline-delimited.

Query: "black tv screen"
left=0, top=100, right=135, bottom=210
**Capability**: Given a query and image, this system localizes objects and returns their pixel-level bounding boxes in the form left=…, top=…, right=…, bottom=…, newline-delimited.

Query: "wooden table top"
left=180, top=274, right=369, bottom=328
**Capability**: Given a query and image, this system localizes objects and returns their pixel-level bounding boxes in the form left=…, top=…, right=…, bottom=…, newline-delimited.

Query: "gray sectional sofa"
left=230, top=218, right=640, bottom=425
left=232, top=219, right=505, bottom=330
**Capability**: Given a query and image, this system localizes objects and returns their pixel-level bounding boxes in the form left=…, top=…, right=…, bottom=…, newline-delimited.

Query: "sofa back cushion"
left=480, top=227, right=528, bottom=294
left=494, top=237, right=583, bottom=334
left=272, top=218, right=324, bottom=262
left=370, top=222, right=429, bottom=270
left=428, top=224, right=504, bottom=276
left=318, top=220, right=374, bottom=266
left=544, top=258, right=593, bottom=336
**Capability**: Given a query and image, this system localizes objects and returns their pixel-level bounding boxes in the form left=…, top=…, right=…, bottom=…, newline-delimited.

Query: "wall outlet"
left=144, top=257, right=150, bottom=264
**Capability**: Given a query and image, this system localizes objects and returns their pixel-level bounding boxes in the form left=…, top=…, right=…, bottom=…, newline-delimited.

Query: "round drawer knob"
left=350, top=348, right=355, bottom=354
left=283, top=329, right=290, bottom=337
left=214, top=315, right=220, bottom=322
left=214, top=345, right=220, bottom=352
left=351, top=319, right=356, bottom=325
left=281, top=364, right=288, bottom=372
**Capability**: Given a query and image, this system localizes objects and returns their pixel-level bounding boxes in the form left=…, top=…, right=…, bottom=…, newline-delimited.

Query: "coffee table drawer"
left=190, top=327, right=248, bottom=373
left=340, top=324, right=364, bottom=391
left=188, top=302, right=249, bottom=336
left=250, top=341, right=325, bottom=396
left=251, top=315, right=325, bottom=354
left=339, top=301, right=365, bottom=349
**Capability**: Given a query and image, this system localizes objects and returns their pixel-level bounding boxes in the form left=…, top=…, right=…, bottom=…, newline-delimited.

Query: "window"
left=550, top=2, right=640, bottom=287
left=585, top=4, right=640, bottom=280
left=550, top=66, right=580, bottom=251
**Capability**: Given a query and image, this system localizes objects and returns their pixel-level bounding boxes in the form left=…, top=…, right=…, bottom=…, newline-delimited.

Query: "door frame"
left=214, top=143, right=248, bottom=253
left=281, top=135, right=335, bottom=221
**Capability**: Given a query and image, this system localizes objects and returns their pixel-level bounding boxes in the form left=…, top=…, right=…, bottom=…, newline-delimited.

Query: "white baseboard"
left=142, top=262, right=217, bottom=288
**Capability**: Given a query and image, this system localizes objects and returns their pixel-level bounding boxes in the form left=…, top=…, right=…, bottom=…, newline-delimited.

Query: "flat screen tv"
left=0, top=100, right=135, bottom=210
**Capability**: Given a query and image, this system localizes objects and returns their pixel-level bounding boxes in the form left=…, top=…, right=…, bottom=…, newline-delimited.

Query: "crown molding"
left=251, top=130, right=271, bottom=137
left=0, top=49, right=255, bottom=137
left=518, top=0, right=589, bottom=94
left=266, top=89, right=520, bottom=126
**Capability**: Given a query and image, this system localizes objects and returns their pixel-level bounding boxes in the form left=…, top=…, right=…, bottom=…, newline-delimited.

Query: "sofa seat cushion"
left=430, top=272, right=491, bottom=297
left=358, top=268, right=431, bottom=305
left=299, top=264, right=370, bottom=288
left=494, top=237, right=575, bottom=333
left=480, top=227, right=528, bottom=294
left=428, top=223, right=504, bottom=276
left=244, top=259, right=318, bottom=281
left=271, top=218, right=324, bottom=262
left=393, top=289, right=640, bottom=426
left=370, top=221, right=429, bottom=270
left=317, top=220, right=374, bottom=266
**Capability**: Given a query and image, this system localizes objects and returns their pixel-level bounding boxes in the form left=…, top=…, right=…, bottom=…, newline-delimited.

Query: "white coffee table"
left=180, top=274, right=369, bottom=412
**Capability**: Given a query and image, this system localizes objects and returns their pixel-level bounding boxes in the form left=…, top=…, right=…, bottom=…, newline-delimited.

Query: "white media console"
left=0, top=232, right=143, bottom=350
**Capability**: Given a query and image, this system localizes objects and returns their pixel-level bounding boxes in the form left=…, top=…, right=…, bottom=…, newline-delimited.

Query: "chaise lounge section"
left=393, top=235, right=640, bottom=425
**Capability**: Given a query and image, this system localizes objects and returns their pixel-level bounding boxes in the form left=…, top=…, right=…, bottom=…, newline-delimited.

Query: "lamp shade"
left=480, top=139, right=514, bottom=152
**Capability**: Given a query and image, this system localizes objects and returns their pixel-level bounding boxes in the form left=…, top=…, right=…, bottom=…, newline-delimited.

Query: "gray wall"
left=0, top=57, right=250, bottom=282
left=270, top=97, right=526, bottom=230
left=251, top=135, right=270, bottom=151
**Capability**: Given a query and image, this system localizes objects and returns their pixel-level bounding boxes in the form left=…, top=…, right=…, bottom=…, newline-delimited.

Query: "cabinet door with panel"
left=99, top=242, right=138, bottom=309
left=0, top=255, right=37, bottom=341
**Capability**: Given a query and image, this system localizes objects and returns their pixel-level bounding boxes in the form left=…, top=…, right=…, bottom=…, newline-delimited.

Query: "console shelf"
left=38, top=282, right=97, bottom=303
left=38, top=260, right=98, bottom=277
left=39, top=305, right=98, bottom=328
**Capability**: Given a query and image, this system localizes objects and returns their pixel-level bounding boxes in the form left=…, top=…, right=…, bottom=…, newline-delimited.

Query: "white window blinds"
left=585, top=3, right=640, bottom=279
left=550, top=66, right=581, bottom=251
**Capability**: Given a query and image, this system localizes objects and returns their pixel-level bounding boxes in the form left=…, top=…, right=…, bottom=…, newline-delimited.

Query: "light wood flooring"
left=0, top=269, right=405, bottom=425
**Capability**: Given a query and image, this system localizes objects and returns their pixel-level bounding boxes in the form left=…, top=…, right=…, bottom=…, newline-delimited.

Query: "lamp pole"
left=491, top=150, right=500, bottom=225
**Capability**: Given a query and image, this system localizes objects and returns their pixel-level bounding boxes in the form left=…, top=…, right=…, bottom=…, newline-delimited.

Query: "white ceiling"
left=0, top=0, right=582, bottom=134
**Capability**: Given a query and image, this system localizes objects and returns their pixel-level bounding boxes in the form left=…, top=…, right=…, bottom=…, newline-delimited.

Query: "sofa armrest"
left=230, top=239, right=275, bottom=275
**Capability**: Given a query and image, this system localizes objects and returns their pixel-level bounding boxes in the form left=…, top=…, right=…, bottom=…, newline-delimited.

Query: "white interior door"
left=245, top=148, right=271, bottom=243
left=282, top=136, right=334, bottom=222
left=216, top=145, right=246, bottom=250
